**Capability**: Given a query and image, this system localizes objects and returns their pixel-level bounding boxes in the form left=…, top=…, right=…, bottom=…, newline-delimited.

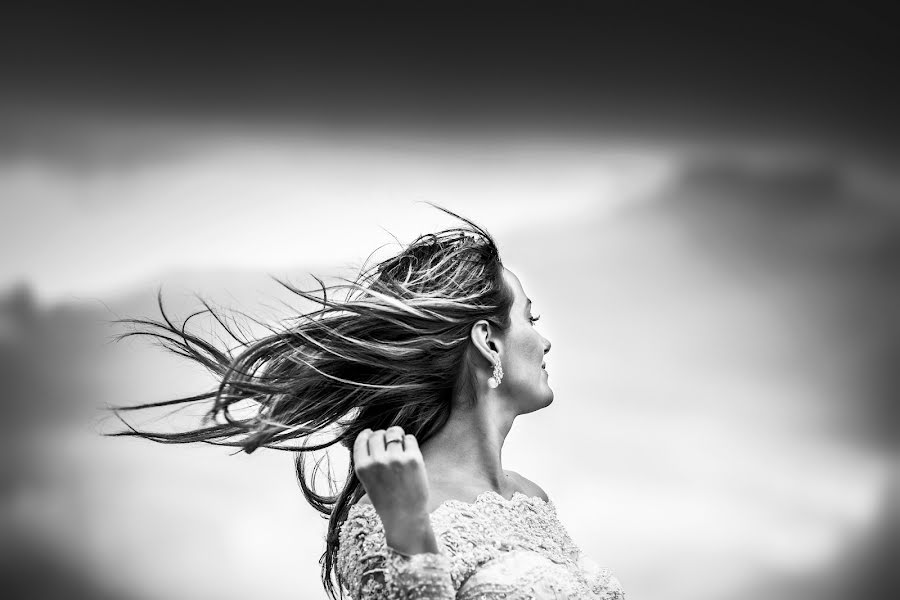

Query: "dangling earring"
left=487, top=356, right=504, bottom=388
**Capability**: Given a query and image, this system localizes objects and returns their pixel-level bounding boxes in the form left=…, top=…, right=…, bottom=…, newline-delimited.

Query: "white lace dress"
left=336, top=490, right=625, bottom=599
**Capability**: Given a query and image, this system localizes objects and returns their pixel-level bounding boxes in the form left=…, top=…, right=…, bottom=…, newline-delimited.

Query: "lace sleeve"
left=576, top=552, right=626, bottom=600
left=337, top=507, right=456, bottom=600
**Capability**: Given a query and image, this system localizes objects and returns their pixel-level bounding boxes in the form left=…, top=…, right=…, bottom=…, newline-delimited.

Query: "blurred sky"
left=1, top=4, right=898, bottom=600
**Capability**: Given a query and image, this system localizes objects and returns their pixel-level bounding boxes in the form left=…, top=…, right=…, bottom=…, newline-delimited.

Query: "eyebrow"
left=525, top=298, right=532, bottom=310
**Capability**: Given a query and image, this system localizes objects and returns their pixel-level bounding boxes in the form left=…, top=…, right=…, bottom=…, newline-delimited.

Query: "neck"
left=419, top=392, right=517, bottom=495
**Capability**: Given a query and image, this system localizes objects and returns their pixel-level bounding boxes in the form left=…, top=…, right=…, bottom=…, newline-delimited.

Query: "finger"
left=385, top=439, right=404, bottom=455
left=403, top=433, right=420, bottom=458
left=353, top=429, right=373, bottom=467
left=385, top=425, right=405, bottom=439
left=385, top=426, right=405, bottom=455
left=369, top=429, right=387, bottom=461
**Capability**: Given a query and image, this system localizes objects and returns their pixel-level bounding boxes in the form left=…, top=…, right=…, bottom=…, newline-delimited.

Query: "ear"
left=470, top=319, right=504, bottom=366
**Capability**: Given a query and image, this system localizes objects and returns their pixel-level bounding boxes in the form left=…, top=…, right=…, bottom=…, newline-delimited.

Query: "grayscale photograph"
left=0, top=4, right=897, bottom=600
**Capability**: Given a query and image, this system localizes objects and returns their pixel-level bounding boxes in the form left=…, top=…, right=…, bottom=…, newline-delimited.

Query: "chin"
left=530, top=391, right=555, bottom=413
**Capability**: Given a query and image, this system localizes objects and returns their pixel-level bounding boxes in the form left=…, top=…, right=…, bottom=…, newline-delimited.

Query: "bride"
left=114, top=206, right=624, bottom=599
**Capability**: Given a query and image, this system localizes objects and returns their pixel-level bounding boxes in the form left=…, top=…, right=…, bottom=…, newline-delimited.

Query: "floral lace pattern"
left=337, top=490, right=625, bottom=599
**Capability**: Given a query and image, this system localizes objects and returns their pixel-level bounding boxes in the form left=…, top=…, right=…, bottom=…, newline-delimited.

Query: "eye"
left=529, top=314, right=541, bottom=325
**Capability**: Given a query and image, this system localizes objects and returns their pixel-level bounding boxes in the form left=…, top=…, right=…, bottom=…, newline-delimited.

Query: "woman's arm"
left=342, top=427, right=456, bottom=599
left=380, top=509, right=440, bottom=555
left=338, top=506, right=455, bottom=599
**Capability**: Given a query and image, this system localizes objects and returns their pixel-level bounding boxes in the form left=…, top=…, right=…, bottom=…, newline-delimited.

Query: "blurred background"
left=1, top=4, right=897, bottom=599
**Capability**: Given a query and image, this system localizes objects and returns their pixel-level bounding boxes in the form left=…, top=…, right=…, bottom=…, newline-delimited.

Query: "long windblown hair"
left=110, top=206, right=514, bottom=599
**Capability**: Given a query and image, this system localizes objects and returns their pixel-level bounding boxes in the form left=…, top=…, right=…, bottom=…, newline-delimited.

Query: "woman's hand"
left=353, top=426, right=439, bottom=554
left=354, top=426, right=429, bottom=519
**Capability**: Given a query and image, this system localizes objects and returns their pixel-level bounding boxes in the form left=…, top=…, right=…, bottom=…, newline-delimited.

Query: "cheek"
left=513, top=332, right=544, bottom=368
left=529, top=332, right=545, bottom=361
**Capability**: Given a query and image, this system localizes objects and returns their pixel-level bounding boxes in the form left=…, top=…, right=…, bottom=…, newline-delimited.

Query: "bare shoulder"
left=505, top=469, right=550, bottom=502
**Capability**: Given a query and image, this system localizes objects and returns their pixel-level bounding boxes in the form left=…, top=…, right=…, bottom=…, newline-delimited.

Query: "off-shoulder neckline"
left=348, top=489, right=552, bottom=518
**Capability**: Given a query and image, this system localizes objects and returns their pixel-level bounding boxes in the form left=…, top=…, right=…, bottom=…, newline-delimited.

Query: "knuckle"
left=399, top=453, right=421, bottom=467
left=366, top=460, right=387, bottom=473
left=387, top=454, right=408, bottom=467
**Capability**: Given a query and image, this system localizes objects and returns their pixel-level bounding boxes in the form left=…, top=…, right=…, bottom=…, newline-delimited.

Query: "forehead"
left=502, top=268, right=529, bottom=307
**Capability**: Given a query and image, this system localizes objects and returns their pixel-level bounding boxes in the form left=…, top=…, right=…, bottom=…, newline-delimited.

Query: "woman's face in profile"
left=497, top=268, right=553, bottom=412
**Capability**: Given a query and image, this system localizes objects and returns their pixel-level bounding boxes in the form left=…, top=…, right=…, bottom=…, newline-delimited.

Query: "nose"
left=542, top=336, right=551, bottom=355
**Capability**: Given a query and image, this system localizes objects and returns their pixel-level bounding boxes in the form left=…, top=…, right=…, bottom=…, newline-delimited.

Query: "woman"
left=113, top=206, right=624, bottom=599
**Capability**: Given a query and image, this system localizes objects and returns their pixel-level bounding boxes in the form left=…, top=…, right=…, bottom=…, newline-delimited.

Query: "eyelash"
left=529, top=314, right=541, bottom=325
